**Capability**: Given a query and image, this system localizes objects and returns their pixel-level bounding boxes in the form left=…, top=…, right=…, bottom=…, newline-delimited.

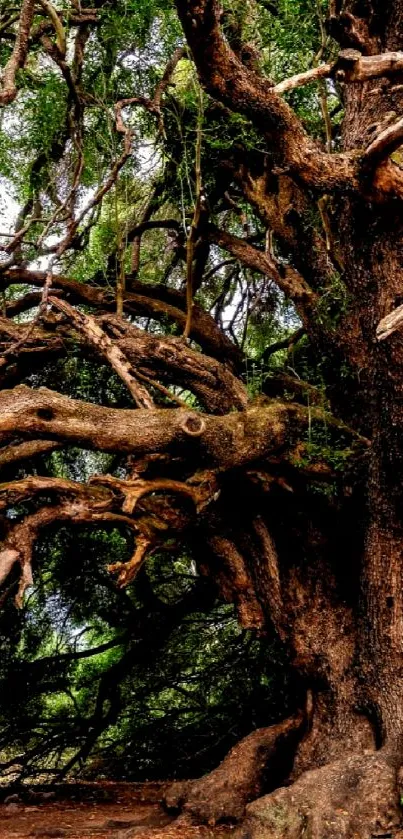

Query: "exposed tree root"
left=117, top=814, right=229, bottom=839
left=164, top=714, right=304, bottom=826
left=236, top=752, right=402, bottom=839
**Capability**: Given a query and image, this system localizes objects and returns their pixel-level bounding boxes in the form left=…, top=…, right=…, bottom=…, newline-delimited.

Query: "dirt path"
left=0, top=783, right=234, bottom=839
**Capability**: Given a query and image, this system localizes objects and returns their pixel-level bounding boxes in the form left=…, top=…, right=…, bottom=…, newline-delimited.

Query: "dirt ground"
left=0, top=782, right=234, bottom=839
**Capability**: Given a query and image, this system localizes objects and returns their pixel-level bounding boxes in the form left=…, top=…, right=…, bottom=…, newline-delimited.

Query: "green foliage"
left=0, top=526, right=294, bottom=782
left=315, top=272, right=350, bottom=328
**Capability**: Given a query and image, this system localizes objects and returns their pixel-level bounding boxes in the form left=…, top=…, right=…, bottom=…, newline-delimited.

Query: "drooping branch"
left=0, top=465, right=220, bottom=604
left=0, top=501, right=140, bottom=607
left=107, top=534, right=151, bottom=587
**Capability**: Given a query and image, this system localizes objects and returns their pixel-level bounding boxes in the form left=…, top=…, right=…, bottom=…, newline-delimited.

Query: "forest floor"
left=0, top=782, right=234, bottom=839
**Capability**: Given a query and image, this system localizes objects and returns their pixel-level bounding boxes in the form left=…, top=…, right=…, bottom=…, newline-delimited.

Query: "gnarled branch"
left=0, top=0, right=36, bottom=106
left=174, top=0, right=358, bottom=194
left=0, top=385, right=369, bottom=467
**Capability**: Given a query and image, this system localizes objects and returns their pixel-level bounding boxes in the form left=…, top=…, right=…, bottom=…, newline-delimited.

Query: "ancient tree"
left=1, top=0, right=403, bottom=836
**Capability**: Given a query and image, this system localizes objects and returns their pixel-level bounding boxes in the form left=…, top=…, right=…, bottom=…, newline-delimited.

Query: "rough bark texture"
left=164, top=715, right=304, bottom=825
left=238, top=753, right=402, bottom=839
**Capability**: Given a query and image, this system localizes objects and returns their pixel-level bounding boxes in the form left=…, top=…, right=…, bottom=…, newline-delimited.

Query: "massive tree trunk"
left=158, top=3, right=403, bottom=837
left=165, top=256, right=403, bottom=833
left=165, top=470, right=403, bottom=838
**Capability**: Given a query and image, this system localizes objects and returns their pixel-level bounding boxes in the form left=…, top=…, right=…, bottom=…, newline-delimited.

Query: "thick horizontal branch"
left=0, top=385, right=368, bottom=470
left=0, top=475, right=112, bottom=512
left=274, top=50, right=403, bottom=95
left=0, top=385, right=281, bottom=468
left=0, top=308, right=247, bottom=414
left=0, top=439, right=61, bottom=470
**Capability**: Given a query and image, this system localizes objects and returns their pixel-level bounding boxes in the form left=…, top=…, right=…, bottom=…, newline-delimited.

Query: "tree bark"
left=164, top=715, right=304, bottom=825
